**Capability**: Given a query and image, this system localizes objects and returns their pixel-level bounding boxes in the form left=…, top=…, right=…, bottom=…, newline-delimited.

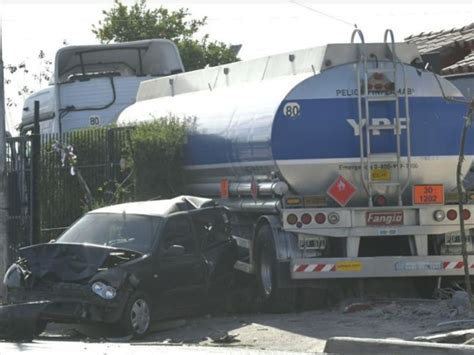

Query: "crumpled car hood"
left=19, top=243, right=142, bottom=282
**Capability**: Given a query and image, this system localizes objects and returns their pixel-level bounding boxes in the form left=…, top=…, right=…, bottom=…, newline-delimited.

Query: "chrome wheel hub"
left=130, top=298, right=150, bottom=335
left=260, top=250, right=273, bottom=296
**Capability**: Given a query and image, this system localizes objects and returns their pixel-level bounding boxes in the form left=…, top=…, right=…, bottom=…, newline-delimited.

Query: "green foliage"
left=125, top=117, right=189, bottom=200
left=85, top=180, right=133, bottom=213
left=92, top=0, right=239, bottom=71
left=39, top=119, right=188, bottom=242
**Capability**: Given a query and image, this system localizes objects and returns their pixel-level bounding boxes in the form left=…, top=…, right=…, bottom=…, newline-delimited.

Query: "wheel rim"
left=260, top=249, right=273, bottom=296
left=130, top=298, right=150, bottom=335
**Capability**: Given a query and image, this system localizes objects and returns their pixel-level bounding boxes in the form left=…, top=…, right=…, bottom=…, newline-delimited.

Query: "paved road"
left=0, top=341, right=314, bottom=355
left=0, top=296, right=468, bottom=354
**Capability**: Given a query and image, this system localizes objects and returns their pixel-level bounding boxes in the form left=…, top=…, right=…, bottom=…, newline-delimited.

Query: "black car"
left=2, top=196, right=237, bottom=338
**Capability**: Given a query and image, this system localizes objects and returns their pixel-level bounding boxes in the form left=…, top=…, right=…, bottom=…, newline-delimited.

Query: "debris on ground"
left=207, top=331, right=240, bottom=344
left=414, top=329, right=474, bottom=344
left=343, top=302, right=374, bottom=314
left=19, top=294, right=474, bottom=353
left=130, top=339, right=184, bottom=346
left=435, top=319, right=474, bottom=333
left=450, top=291, right=472, bottom=315
left=105, top=335, right=133, bottom=342
left=160, top=338, right=184, bottom=345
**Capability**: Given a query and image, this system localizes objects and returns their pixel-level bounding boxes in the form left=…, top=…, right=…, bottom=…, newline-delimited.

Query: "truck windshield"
left=56, top=213, right=161, bottom=253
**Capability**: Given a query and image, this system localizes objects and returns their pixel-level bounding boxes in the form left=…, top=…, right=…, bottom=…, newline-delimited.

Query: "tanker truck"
left=118, top=29, right=474, bottom=310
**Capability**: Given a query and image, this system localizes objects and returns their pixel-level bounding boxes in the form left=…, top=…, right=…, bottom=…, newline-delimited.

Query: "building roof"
left=405, top=23, right=474, bottom=55
left=91, top=195, right=215, bottom=217
left=441, top=52, right=474, bottom=74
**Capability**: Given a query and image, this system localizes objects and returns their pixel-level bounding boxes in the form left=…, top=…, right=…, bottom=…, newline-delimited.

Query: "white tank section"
left=118, top=42, right=473, bottom=206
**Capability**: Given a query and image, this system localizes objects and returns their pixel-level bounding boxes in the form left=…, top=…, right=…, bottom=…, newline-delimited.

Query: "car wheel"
left=255, top=225, right=296, bottom=313
left=119, top=292, right=152, bottom=337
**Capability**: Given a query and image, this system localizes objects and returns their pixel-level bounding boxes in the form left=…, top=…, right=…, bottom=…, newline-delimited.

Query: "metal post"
left=0, top=23, right=9, bottom=300
left=31, top=101, right=40, bottom=245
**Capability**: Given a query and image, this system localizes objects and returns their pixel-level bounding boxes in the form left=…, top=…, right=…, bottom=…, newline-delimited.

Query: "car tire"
left=255, top=225, right=296, bottom=313
left=119, top=292, right=152, bottom=338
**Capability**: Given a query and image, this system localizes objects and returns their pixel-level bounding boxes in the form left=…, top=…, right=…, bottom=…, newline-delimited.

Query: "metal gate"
left=40, top=128, right=134, bottom=242
left=5, top=135, right=34, bottom=261
left=6, top=127, right=135, bottom=250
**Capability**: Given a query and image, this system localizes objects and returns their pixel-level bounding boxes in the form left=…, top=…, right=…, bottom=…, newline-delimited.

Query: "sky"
left=1, top=0, right=473, bottom=131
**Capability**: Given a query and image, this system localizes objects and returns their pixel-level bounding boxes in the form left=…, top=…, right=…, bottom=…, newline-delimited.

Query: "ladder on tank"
left=352, top=29, right=412, bottom=207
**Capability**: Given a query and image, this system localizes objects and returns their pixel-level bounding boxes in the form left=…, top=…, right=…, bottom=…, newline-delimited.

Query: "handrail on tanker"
left=384, top=29, right=397, bottom=58
left=383, top=29, right=413, bottom=195
left=351, top=29, right=365, bottom=44
left=352, top=28, right=369, bottom=195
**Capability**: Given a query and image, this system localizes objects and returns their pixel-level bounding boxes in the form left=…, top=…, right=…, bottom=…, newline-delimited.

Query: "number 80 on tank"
left=283, top=102, right=301, bottom=119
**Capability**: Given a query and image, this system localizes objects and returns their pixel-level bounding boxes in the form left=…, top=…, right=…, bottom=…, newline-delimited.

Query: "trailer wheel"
left=255, top=225, right=296, bottom=313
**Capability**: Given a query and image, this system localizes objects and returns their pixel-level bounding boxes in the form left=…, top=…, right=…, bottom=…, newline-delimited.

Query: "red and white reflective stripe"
left=293, top=263, right=336, bottom=272
left=443, top=261, right=474, bottom=269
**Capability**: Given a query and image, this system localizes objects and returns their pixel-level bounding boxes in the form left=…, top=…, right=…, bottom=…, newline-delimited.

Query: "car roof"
left=89, top=195, right=216, bottom=217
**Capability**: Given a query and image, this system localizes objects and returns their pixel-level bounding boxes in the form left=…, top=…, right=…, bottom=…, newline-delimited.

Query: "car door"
left=191, top=208, right=237, bottom=291
left=151, top=214, right=208, bottom=317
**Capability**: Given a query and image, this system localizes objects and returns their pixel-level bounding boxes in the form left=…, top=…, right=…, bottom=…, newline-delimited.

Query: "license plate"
left=413, top=184, right=444, bottom=205
left=299, top=236, right=327, bottom=250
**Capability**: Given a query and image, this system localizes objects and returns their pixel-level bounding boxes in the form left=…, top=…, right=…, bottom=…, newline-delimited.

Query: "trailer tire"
left=255, top=225, right=296, bottom=313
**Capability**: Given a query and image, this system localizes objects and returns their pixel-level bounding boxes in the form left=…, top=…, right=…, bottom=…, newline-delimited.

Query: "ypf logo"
left=346, top=118, right=407, bottom=136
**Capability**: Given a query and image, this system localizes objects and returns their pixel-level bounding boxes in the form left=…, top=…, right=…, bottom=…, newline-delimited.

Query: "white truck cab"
left=20, top=39, right=184, bottom=134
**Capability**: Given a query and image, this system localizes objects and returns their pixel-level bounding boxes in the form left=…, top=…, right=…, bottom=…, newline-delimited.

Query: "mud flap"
left=0, top=301, right=51, bottom=340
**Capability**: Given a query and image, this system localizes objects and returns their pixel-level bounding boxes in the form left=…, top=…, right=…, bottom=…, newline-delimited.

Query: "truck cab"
left=20, top=39, right=184, bottom=134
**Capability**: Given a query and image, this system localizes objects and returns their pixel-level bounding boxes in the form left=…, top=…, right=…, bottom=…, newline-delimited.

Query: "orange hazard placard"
left=412, top=184, right=444, bottom=205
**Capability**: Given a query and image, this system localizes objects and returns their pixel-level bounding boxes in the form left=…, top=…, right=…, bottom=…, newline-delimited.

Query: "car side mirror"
left=164, top=244, right=185, bottom=257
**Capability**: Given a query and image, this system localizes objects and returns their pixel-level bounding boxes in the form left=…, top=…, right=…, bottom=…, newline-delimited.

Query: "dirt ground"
left=41, top=293, right=474, bottom=353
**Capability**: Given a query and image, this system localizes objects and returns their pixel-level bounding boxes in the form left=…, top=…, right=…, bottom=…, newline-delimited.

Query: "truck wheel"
left=255, top=225, right=296, bottom=313
left=119, top=292, right=152, bottom=338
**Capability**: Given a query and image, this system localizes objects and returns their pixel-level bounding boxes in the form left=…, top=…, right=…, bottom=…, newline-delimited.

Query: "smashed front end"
left=2, top=243, right=145, bottom=329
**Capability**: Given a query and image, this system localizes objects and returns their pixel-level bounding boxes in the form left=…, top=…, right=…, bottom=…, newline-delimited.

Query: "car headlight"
left=91, top=281, right=117, bottom=300
left=3, top=264, right=23, bottom=288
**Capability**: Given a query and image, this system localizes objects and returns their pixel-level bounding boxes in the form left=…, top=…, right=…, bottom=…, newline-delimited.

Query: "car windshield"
left=56, top=213, right=161, bottom=253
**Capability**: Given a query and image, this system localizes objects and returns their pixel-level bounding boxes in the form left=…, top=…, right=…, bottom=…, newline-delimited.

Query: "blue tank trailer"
left=118, top=30, right=474, bottom=311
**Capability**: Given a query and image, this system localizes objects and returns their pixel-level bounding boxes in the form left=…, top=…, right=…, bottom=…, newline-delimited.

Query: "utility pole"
left=0, top=23, right=8, bottom=301
left=457, top=102, right=474, bottom=308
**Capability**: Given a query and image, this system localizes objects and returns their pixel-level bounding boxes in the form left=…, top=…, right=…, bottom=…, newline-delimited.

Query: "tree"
left=4, top=51, right=53, bottom=132
left=92, top=0, right=239, bottom=71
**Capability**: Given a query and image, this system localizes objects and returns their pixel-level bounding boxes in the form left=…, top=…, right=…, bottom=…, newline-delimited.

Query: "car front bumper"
left=5, top=281, right=130, bottom=325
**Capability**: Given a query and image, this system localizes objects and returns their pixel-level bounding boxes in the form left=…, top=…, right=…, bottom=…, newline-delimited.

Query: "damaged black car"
left=2, top=196, right=238, bottom=338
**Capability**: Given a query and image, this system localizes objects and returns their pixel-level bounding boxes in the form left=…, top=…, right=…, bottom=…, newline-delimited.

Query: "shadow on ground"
left=36, top=277, right=458, bottom=353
